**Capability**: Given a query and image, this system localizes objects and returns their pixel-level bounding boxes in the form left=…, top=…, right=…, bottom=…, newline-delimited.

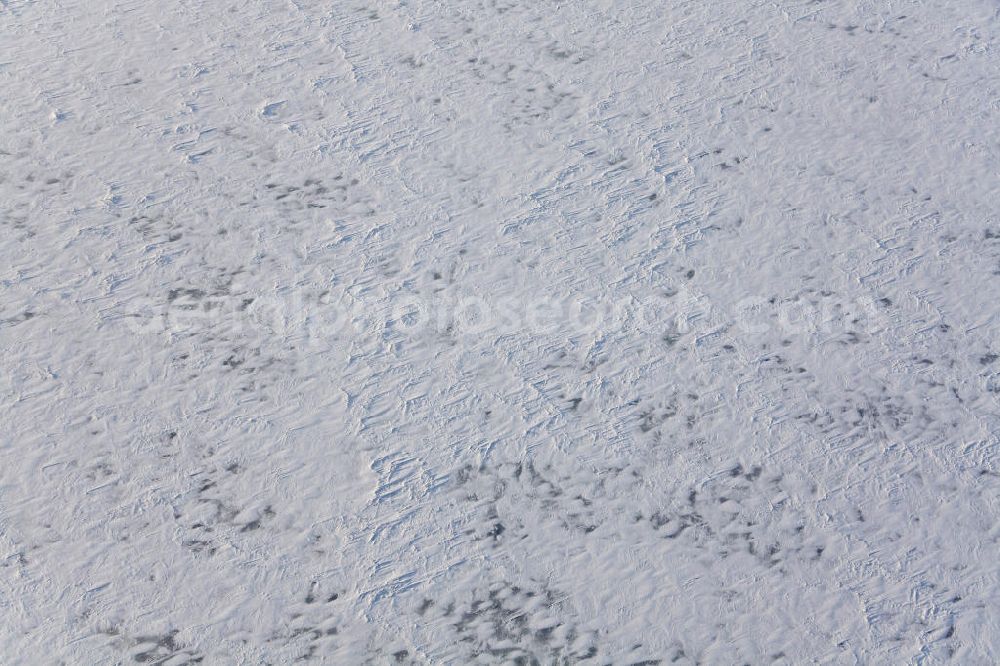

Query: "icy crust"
left=2, top=0, right=1000, bottom=663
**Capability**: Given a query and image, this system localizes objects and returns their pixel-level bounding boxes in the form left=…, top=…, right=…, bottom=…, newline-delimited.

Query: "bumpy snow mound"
left=2, top=0, right=999, bottom=662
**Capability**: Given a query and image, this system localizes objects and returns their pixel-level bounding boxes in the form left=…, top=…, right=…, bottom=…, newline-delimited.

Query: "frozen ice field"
left=2, top=0, right=1000, bottom=663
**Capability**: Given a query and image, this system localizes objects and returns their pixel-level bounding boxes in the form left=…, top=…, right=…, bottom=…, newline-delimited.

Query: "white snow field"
left=2, top=0, right=1000, bottom=663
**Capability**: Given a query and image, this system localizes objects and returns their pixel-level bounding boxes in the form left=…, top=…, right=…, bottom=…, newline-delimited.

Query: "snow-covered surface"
left=2, top=0, right=1000, bottom=662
